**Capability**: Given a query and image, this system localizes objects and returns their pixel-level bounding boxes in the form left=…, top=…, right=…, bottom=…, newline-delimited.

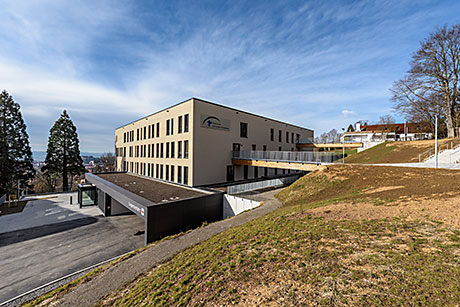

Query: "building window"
left=171, top=142, right=175, bottom=158
left=171, top=165, right=175, bottom=182
left=152, top=124, right=155, bottom=138
left=156, top=143, right=159, bottom=158
left=137, top=128, right=139, bottom=141
left=254, top=167, right=258, bottom=178
left=151, top=164, right=154, bottom=177
left=166, top=165, right=169, bottom=181
left=184, top=166, right=189, bottom=185
left=136, top=145, right=139, bottom=157
left=286, top=131, right=289, bottom=143
left=178, top=116, right=183, bottom=133
left=166, top=142, right=169, bottom=158
left=160, top=143, right=164, bottom=158
left=296, top=134, right=300, bottom=143
left=270, top=128, right=274, bottom=141
left=148, top=125, right=151, bottom=139
left=184, top=114, right=189, bottom=132
left=166, top=119, right=170, bottom=136
left=279, top=146, right=282, bottom=151
left=240, top=122, right=248, bottom=138
left=264, top=167, right=268, bottom=177
left=184, top=140, right=189, bottom=158
left=178, top=166, right=182, bottom=183
left=171, top=118, right=174, bottom=135
left=178, top=141, right=182, bottom=158
left=144, top=126, right=147, bottom=140
left=244, top=165, right=248, bottom=180
left=252, top=144, right=256, bottom=151
left=291, top=132, right=294, bottom=144
left=156, top=164, right=159, bottom=178
left=156, top=122, right=160, bottom=137
left=278, top=130, right=282, bottom=142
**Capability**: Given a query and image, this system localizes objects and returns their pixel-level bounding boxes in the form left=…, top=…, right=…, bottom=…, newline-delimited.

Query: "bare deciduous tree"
left=391, top=24, right=460, bottom=137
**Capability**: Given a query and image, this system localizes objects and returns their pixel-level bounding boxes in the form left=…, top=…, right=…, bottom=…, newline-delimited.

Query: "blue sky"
left=1, top=0, right=459, bottom=152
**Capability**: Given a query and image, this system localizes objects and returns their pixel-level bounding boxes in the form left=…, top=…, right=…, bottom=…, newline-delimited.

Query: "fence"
left=227, top=174, right=302, bottom=195
left=419, top=137, right=460, bottom=162
left=232, top=150, right=343, bottom=163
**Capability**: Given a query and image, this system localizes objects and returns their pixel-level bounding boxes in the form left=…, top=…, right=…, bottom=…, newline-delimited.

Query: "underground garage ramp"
left=85, top=172, right=223, bottom=245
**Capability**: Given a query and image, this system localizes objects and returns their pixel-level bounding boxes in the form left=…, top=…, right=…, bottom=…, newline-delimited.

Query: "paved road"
left=53, top=188, right=283, bottom=307
left=0, top=192, right=101, bottom=234
left=0, top=206, right=145, bottom=304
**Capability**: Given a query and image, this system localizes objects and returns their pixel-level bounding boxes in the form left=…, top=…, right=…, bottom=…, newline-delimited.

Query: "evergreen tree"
left=0, top=90, right=35, bottom=196
left=43, top=110, right=85, bottom=191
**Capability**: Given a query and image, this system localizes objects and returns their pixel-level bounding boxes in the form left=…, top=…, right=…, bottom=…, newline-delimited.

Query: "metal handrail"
left=419, top=138, right=460, bottom=162
left=232, top=150, right=343, bottom=163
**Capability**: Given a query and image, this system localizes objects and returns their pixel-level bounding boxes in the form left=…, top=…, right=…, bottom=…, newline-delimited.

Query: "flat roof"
left=116, top=97, right=313, bottom=132
left=96, top=173, right=206, bottom=203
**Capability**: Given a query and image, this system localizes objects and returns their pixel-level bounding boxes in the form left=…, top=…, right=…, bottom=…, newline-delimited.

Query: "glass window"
left=161, top=143, right=164, bottom=158
left=171, top=118, right=174, bottom=135
left=156, top=122, right=160, bottom=137
left=278, top=130, right=282, bottom=142
left=160, top=164, right=163, bottom=179
left=178, top=116, right=182, bottom=133
left=184, top=114, right=189, bottom=132
left=178, top=166, right=182, bottom=183
left=152, top=124, right=155, bottom=138
left=240, top=122, right=248, bottom=138
left=171, top=142, right=175, bottom=158
left=166, top=119, right=170, bottom=136
left=156, top=143, right=159, bottom=158
left=166, top=142, right=169, bottom=158
left=178, top=141, right=182, bottom=158
left=166, top=165, right=169, bottom=181
left=270, top=128, right=274, bottom=141
left=144, top=126, right=146, bottom=140
left=184, top=140, right=189, bottom=158
left=286, top=131, right=289, bottom=143
left=184, top=166, right=189, bottom=185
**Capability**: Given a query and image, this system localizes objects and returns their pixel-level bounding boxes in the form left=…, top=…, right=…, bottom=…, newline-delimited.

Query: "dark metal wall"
left=145, top=192, right=223, bottom=243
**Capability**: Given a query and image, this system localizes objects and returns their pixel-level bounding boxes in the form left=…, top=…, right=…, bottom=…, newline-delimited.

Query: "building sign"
left=128, top=202, right=143, bottom=217
left=200, top=114, right=230, bottom=131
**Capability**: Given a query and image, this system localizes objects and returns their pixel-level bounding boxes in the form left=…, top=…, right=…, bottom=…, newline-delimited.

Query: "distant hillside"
left=33, top=151, right=102, bottom=162
left=344, top=139, right=438, bottom=164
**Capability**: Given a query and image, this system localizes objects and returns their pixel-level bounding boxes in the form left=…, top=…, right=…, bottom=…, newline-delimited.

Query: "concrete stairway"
left=425, top=146, right=460, bottom=164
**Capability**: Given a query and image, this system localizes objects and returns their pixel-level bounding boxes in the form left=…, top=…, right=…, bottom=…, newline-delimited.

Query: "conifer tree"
left=43, top=110, right=85, bottom=191
left=0, top=90, right=35, bottom=196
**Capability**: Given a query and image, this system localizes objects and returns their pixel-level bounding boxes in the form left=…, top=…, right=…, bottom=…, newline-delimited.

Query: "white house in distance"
left=343, top=122, right=433, bottom=151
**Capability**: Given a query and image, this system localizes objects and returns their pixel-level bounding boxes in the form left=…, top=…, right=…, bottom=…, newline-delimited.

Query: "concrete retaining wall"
left=223, top=194, right=262, bottom=219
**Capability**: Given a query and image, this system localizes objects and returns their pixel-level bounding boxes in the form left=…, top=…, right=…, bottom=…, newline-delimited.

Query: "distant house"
left=343, top=122, right=432, bottom=151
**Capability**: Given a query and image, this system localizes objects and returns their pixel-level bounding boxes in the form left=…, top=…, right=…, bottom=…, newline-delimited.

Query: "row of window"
left=122, top=162, right=189, bottom=185
left=116, top=140, right=189, bottom=159
left=269, top=128, right=300, bottom=144
left=238, top=123, right=301, bottom=144
left=123, top=114, right=189, bottom=143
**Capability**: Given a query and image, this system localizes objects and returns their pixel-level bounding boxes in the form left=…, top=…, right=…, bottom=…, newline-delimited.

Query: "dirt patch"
left=309, top=197, right=460, bottom=229
left=96, top=173, right=205, bottom=203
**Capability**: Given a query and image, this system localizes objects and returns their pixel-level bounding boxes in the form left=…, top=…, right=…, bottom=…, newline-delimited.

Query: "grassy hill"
left=86, top=165, right=460, bottom=306
left=344, top=139, right=438, bottom=164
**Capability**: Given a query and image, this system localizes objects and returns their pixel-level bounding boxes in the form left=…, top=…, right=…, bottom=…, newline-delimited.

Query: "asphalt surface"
left=53, top=188, right=283, bottom=307
left=0, top=212, right=145, bottom=304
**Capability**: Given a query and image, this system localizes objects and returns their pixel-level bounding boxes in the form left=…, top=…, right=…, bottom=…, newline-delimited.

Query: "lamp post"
left=342, top=128, right=345, bottom=164
left=435, top=116, right=438, bottom=168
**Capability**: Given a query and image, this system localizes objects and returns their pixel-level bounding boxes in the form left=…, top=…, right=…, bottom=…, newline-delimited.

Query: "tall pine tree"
left=0, top=90, right=35, bottom=196
left=43, top=110, right=85, bottom=191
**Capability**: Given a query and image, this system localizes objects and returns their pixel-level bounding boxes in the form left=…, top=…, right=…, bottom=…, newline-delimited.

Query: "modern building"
left=115, top=98, right=314, bottom=187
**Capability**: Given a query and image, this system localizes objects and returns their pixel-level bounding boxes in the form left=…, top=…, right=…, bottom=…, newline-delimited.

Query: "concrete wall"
left=223, top=194, right=261, bottom=219
left=193, top=99, right=314, bottom=186
left=145, top=192, right=223, bottom=242
left=111, top=198, right=132, bottom=215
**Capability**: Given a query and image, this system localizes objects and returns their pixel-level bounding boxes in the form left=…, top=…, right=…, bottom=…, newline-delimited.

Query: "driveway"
left=0, top=193, right=145, bottom=304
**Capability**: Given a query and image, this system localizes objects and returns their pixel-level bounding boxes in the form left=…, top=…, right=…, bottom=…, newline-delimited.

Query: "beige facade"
left=115, top=98, right=313, bottom=187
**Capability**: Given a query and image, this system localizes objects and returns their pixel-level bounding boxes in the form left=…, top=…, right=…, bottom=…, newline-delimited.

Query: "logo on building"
left=200, top=114, right=230, bottom=131
left=141, top=208, right=145, bottom=216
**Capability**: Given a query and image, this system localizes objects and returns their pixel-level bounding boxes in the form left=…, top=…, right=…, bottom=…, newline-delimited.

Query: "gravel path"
left=52, top=189, right=282, bottom=307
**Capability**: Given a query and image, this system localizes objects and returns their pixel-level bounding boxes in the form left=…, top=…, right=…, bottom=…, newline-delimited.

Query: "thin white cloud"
left=342, top=110, right=355, bottom=117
